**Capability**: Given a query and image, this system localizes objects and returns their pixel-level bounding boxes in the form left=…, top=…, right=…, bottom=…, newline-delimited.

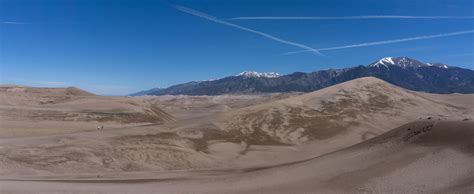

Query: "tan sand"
left=0, top=77, right=473, bottom=193
left=1, top=120, right=472, bottom=193
left=0, top=85, right=173, bottom=138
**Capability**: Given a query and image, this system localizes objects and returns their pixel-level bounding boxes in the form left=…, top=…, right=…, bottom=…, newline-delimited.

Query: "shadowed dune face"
left=0, top=121, right=472, bottom=194
left=0, top=86, right=95, bottom=96
left=223, top=77, right=471, bottom=145
left=218, top=120, right=474, bottom=194
left=0, top=104, right=171, bottom=124
left=0, top=86, right=95, bottom=106
left=0, top=86, right=174, bottom=137
left=0, top=133, right=217, bottom=175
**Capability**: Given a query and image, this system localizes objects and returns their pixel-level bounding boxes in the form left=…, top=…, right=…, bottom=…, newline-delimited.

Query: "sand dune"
left=0, top=77, right=473, bottom=193
left=1, top=120, right=472, bottom=193
left=224, top=77, right=472, bottom=145
left=171, top=77, right=473, bottom=166
left=0, top=85, right=94, bottom=98
left=1, top=77, right=472, bottom=174
left=0, top=85, right=173, bottom=138
left=217, top=120, right=474, bottom=193
left=144, top=93, right=297, bottom=119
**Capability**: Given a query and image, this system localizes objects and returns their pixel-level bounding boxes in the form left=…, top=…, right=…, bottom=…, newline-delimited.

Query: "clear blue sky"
left=1, top=0, right=473, bottom=95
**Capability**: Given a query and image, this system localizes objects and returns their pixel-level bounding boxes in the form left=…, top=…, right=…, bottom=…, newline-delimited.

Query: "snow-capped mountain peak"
left=236, top=71, right=281, bottom=78
left=394, top=57, right=426, bottom=68
left=369, top=57, right=449, bottom=69
left=379, top=57, right=395, bottom=65
left=369, top=57, right=395, bottom=68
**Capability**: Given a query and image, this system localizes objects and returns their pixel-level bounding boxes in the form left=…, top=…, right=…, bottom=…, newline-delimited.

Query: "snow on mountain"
left=130, top=57, right=468, bottom=96
left=427, top=63, right=449, bottom=69
left=369, top=57, right=395, bottom=69
left=370, top=57, right=449, bottom=69
left=237, top=71, right=281, bottom=78
left=379, top=57, right=395, bottom=65
left=395, top=57, right=426, bottom=68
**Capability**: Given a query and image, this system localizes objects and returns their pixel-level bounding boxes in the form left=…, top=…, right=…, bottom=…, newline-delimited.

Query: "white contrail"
left=2, top=21, right=31, bottom=24
left=283, top=29, right=474, bottom=55
left=172, top=5, right=322, bottom=55
left=230, top=15, right=474, bottom=20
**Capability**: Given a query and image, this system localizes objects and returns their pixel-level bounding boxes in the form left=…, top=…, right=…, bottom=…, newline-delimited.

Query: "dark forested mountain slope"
left=132, top=57, right=474, bottom=96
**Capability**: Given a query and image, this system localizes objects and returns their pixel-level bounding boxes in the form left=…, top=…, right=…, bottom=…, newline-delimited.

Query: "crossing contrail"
left=172, top=5, right=322, bottom=55
left=283, top=29, right=474, bottom=55
left=230, top=15, right=474, bottom=20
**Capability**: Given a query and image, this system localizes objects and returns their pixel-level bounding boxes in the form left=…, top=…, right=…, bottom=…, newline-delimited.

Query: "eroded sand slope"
left=0, top=78, right=473, bottom=193
left=0, top=85, right=173, bottom=137
left=1, top=120, right=472, bottom=193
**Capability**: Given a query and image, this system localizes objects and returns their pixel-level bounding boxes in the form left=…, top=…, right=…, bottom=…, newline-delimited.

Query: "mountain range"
left=131, top=57, right=474, bottom=96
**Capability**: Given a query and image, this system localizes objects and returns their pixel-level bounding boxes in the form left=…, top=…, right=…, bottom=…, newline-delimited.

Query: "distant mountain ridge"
left=132, top=57, right=474, bottom=96
left=129, top=87, right=162, bottom=96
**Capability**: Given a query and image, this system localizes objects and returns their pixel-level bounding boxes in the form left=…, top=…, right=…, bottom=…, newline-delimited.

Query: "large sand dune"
left=224, top=77, right=472, bottom=145
left=169, top=77, right=473, bottom=166
left=0, top=77, right=473, bottom=193
left=1, top=120, right=472, bottom=193
left=219, top=120, right=474, bottom=193
left=0, top=85, right=174, bottom=137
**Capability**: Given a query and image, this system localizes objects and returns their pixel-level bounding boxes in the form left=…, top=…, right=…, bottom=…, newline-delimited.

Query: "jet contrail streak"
left=2, top=21, right=31, bottom=25
left=172, top=5, right=322, bottom=55
left=230, top=15, right=474, bottom=20
left=283, top=29, right=474, bottom=55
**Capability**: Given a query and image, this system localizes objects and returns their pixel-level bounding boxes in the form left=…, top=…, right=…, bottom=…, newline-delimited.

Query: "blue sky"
left=1, top=0, right=473, bottom=95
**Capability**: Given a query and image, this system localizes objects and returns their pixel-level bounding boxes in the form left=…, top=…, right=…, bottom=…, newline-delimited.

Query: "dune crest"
left=0, top=78, right=472, bottom=193
left=0, top=86, right=173, bottom=138
left=222, top=77, right=471, bottom=145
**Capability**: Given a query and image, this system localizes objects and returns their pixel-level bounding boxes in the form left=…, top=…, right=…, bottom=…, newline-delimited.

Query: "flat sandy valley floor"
left=1, top=77, right=473, bottom=193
